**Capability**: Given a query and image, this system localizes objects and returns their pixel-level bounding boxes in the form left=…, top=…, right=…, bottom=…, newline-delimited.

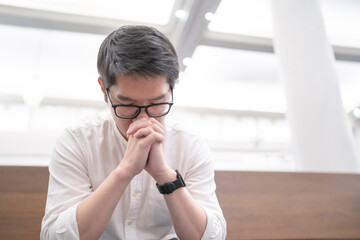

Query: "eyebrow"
left=115, top=92, right=168, bottom=102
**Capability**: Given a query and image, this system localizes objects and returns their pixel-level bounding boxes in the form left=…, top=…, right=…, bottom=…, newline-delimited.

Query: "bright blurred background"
left=0, top=0, right=359, bottom=172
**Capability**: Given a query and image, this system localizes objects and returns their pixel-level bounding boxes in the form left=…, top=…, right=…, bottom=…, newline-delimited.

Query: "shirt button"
left=128, top=220, right=133, bottom=225
left=133, top=191, right=137, bottom=197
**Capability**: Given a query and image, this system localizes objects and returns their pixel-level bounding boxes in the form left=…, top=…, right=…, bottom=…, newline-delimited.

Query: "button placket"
left=124, top=172, right=143, bottom=239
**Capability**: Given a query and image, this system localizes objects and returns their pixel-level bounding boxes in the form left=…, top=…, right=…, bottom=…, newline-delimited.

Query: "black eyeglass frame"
left=105, top=87, right=174, bottom=119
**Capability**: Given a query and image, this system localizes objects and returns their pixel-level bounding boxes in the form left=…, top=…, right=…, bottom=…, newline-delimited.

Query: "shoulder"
left=164, top=118, right=214, bottom=178
left=165, top=117, right=198, bottom=139
left=54, top=112, right=113, bottom=149
left=164, top=117, right=210, bottom=152
left=65, top=112, right=112, bottom=136
left=52, top=112, right=114, bottom=161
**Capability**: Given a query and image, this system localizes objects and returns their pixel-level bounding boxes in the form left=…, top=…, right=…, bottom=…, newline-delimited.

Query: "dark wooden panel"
left=0, top=166, right=49, bottom=193
left=1, top=166, right=360, bottom=240
left=0, top=166, right=49, bottom=240
left=215, top=171, right=360, bottom=239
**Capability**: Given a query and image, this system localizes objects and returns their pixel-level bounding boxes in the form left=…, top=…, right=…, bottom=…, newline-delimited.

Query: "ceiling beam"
left=170, top=0, right=221, bottom=71
left=202, top=31, right=274, bottom=53
left=0, top=2, right=359, bottom=64
left=0, top=4, right=168, bottom=35
left=202, top=30, right=360, bottom=62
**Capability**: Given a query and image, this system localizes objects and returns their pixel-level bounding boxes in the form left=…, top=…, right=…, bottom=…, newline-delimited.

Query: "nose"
left=134, top=108, right=149, bottom=121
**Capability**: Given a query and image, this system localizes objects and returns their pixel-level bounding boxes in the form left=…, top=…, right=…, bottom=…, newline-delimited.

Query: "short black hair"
left=97, top=25, right=179, bottom=89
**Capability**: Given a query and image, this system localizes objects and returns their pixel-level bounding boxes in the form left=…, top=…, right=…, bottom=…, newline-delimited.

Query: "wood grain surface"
left=1, top=166, right=360, bottom=239
left=0, top=166, right=49, bottom=240
left=215, top=170, right=360, bottom=239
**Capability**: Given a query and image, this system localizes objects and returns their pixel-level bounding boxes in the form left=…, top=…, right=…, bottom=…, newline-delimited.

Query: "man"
left=41, top=25, right=226, bottom=240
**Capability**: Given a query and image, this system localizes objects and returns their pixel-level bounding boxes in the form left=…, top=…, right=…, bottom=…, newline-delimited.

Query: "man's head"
left=97, top=25, right=179, bottom=139
left=97, top=25, right=179, bottom=89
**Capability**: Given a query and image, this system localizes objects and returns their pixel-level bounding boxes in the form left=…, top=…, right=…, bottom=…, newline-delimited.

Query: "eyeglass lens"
left=115, top=103, right=171, bottom=118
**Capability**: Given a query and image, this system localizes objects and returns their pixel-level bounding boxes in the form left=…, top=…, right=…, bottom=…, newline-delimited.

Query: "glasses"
left=105, top=87, right=174, bottom=119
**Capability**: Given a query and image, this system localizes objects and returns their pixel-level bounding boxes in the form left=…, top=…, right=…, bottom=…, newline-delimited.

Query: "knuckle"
left=138, top=141, right=146, bottom=148
left=146, top=126, right=151, bottom=132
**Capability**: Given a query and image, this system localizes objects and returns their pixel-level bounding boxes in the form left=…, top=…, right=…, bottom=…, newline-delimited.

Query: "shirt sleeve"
left=185, top=138, right=227, bottom=240
left=41, top=128, right=91, bottom=240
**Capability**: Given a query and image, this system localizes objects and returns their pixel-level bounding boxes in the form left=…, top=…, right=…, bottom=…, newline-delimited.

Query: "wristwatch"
left=156, top=170, right=186, bottom=194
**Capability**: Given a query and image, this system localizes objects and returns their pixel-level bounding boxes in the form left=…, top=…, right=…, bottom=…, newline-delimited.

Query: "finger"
left=137, top=131, right=164, bottom=147
left=133, top=126, right=164, bottom=139
left=149, top=118, right=164, bottom=130
left=128, top=118, right=164, bottom=136
left=150, top=122, right=164, bottom=135
left=133, top=127, right=153, bottom=138
left=130, top=117, right=164, bottom=131
left=145, top=118, right=164, bottom=135
left=149, top=131, right=164, bottom=144
left=127, top=118, right=151, bottom=135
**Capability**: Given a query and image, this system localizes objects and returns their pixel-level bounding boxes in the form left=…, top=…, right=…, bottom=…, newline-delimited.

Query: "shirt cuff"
left=51, top=203, right=80, bottom=240
left=201, top=208, right=226, bottom=240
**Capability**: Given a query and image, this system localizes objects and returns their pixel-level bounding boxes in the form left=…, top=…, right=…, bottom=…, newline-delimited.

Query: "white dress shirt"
left=40, top=113, right=226, bottom=240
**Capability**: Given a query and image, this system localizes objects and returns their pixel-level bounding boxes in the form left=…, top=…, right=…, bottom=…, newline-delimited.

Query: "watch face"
left=176, top=170, right=186, bottom=187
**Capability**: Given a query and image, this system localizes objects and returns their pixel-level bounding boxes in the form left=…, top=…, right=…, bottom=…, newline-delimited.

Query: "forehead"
left=110, top=74, right=169, bottom=101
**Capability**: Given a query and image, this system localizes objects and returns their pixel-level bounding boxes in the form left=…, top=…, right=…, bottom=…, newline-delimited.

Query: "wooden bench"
left=0, top=166, right=49, bottom=240
left=1, top=166, right=360, bottom=239
left=215, top=171, right=360, bottom=239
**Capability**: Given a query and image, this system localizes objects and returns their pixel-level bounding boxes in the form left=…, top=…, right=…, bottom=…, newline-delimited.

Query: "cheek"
left=157, top=116, right=165, bottom=125
left=112, top=115, right=132, bottom=139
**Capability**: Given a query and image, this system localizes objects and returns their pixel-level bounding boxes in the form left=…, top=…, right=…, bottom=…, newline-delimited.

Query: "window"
left=0, top=0, right=359, bottom=171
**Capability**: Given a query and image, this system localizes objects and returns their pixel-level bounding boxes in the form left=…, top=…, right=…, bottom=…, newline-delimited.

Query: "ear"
left=98, top=78, right=108, bottom=103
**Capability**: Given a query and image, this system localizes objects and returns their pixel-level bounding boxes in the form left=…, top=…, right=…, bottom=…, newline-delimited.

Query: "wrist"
left=114, top=164, right=134, bottom=183
left=153, top=167, right=177, bottom=185
left=156, top=169, right=186, bottom=194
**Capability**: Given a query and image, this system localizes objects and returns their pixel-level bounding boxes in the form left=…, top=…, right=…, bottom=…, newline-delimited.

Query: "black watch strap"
left=156, top=170, right=186, bottom=194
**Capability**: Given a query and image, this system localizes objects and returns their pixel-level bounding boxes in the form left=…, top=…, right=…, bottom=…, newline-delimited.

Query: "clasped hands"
left=120, top=117, right=173, bottom=183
